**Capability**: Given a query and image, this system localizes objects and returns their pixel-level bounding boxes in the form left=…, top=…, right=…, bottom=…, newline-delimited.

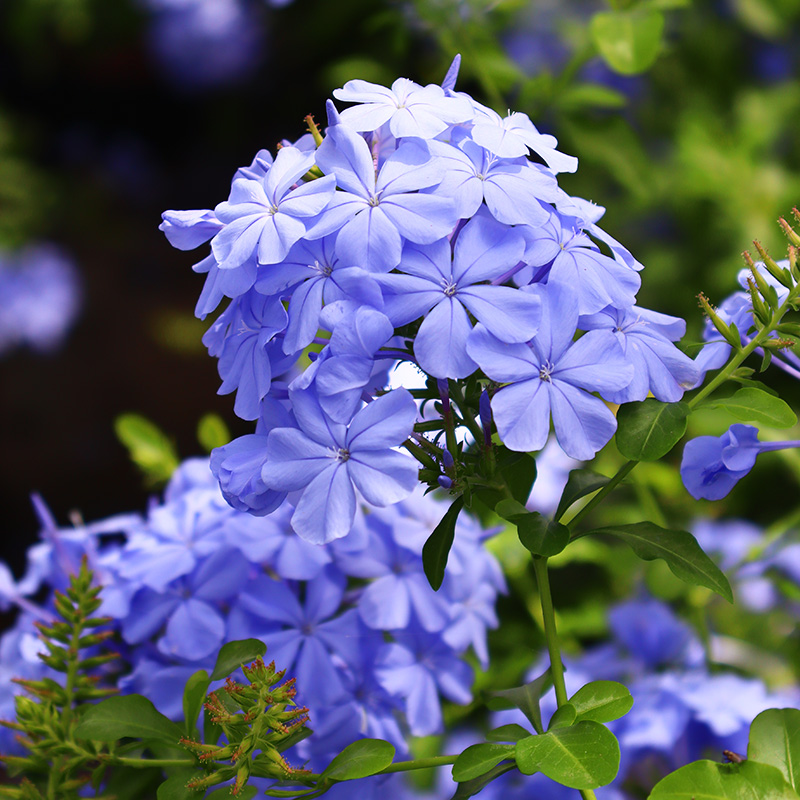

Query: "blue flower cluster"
left=160, top=57, right=700, bottom=545
left=0, top=458, right=504, bottom=767
left=478, top=596, right=795, bottom=800
left=0, top=245, right=82, bottom=356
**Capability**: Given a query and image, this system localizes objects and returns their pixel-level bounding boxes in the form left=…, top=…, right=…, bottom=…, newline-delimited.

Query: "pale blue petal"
left=291, top=463, right=356, bottom=544
left=414, top=298, right=477, bottom=379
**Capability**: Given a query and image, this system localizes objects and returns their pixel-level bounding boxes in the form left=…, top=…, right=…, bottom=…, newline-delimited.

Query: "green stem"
left=109, top=756, right=196, bottom=768
left=532, top=557, right=568, bottom=708
left=580, top=790, right=598, bottom=800
left=303, top=754, right=459, bottom=782
left=448, top=381, right=485, bottom=444
left=565, top=461, right=637, bottom=532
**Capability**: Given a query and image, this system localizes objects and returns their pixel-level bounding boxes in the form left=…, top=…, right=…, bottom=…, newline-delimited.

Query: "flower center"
left=311, top=259, right=332, bottom=278
left=368, top=195, right=381, bottom=207
left=539, top=360, right=554, bottom=382
left=334, top=447, right=350, bottom=463
left=442, top=280, right=458, bottom=297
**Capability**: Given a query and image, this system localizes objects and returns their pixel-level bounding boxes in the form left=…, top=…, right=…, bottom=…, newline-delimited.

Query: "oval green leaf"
left=74, top=695, right=183, bottom=745
left=590, top=9, right=665, bottom=75
left=197, top=413, right=231, bottom=452
left=589, top=522, right=733, bottom=602
left=748, top=708, right=800, bottom=790
left=515, top=721, right=620, bottom=789
left=321, top=738, right=395, bottom=782
left=452, top=743, right=515, bottom=782
left=210, top=639, right=267, bottom=680
left=182, top=669, right=210, bottom=738
left=422, top=496, right=464, bottom=591
left=615, top=399, right=689, bottom=461
left=703, top=387, right=798, bottom=429
left=569, top=681, right=634, bottom=724
left=156, top=773, right=197, bottom=800
left=486, top=724, right=531, bottom=743
left=649, top=758, right=800, bottom=799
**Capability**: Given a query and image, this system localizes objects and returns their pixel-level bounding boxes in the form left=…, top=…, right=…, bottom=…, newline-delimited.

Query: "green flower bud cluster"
left=181, top=658, right=311, bottom=796
left=0, top=559, right=118, bottom=800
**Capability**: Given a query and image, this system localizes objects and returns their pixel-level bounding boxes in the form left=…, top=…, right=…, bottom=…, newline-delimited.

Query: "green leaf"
left=197, top=414, right=231, bottom=452
left=748, top=708, right=800, bottom=790
left=590, top=8, right=665, bottom=75
left=568, top=681, right=634, bottom=724
left=648, top=758, right=800, bottom=799
left=74, top=695, right=183, bottom=745
left=547, top=703, right=577, bottom=730
left=702, top=387, right=798, bottom=429
left=114, top=413, right=179, bottom=486
left=156, top=773, right=196, bottom=800
left=486, top=724, right=530, bottom=743
left=515, top=721, right=620, bottom=789
left=498, top=448, right=537, bottom=506
left=554, top=469, right=611, bottom=523
left=474, top=447, right=536, bottom=510
left=615, top=400, right=690, bottom=461
left=182, top=669, right=210, bottom=739
left=449, top=762, right=517, bottom=799
left=320, top=738, right=395, bottom=782
left=496, top=501, right=569, bottom=558
left=422, top=496, right=464, bottom=591
left=489, top=669, right=552, bottom=735
left=210, top=639, right=267, bottom=681
left=590, top=521, right=733, bottom=602
left=452, top=743, right=515, bottom=782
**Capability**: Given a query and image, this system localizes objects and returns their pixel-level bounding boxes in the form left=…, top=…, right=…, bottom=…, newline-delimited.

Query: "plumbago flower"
left=0, top=463, right=504, bottom=767
left=160, top=56, right=699, bottom=544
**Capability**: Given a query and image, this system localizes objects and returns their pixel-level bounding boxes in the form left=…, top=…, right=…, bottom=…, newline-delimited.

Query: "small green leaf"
left=615, top=400, right=690, bottom=461
left=156, top=773, right=196, bottom=800
left=449, top=762, right=516, bottom=799
left=568, top=681, right=633, bottom=724
left=210, top=639, right=267, bottom=681
left=648, top=758, right=800, bottom=799
left=197, top=414, right=231, bottom=452
left=547, top=703, right=577, bottom=730
left=114, top=414, right=179, bottom=486
left=590, top=8, right=665, bottom=75
left=702, top=387, right=798, bottom=429
left=496, top=501, right=569, bottom=558
left=515, top=721, right=620, bottom=789
left=554, top=469, right=611, bottom=522
left=589, top=521, right=733, bottom=602
left=489, top=670, right=552, bottom=735
left=452, top=743, right=515, bottom=782
left=74, top=695, right=183, bottom=745
left=748, top=708, right=800, bottom=790
left=486, top=724, right=530, bottom=743
left=321, top=738, right=395, bottom=781
left=182, top=669, right=210, bottom=739
left=422, top=496, right=464, bottom=591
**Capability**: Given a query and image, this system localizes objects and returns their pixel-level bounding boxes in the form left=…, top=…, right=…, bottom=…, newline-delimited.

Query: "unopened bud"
left=779, top=216, right=800, bottom=248
left=438, top=475, right=453, bottom=489
left=697, top=293, right=742, bottom=349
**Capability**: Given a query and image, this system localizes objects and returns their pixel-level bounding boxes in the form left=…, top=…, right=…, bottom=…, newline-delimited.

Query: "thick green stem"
left=565, top=461, right=637, bottom=532
left=532, top=557, right=568, bottom=708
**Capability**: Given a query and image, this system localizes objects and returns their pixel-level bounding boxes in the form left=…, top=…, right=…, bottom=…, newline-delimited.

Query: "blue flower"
left=467, top=283, right=633, bottom=459
left=212, top=145, right=336, bottom=270
left=680, top=423, right=800, bottom=500
left=333, top=77, right=473, bottom=139
left=311, top=113, right=458, bottom=273
left=261, top=388, right=418, bottom=543
left=378, top=212, right=540, bottom=378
